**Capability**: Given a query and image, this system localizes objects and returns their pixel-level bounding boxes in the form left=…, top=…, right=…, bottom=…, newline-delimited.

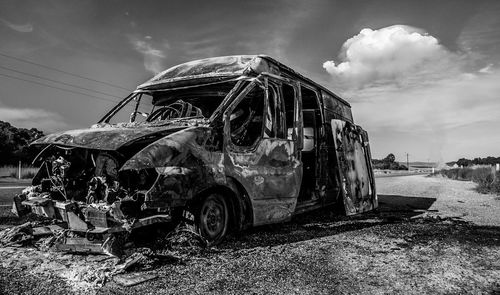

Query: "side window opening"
left=282, top=83, right=295, bottom=140
left=302, top=86, right=320, bottom=110
left=265, top=83, right=287, bottom=139
left=299, top=85, right=321, bottom=202
left=264, top=85, right=276, bottom=138
left=229, top=85, right=265, bottom=147
left=300, top=86, right=320, bottom=152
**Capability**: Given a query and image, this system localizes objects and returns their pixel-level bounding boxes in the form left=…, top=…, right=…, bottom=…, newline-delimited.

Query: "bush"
left=439, top=167, right=477, bottom=181
left=458, top=168, right=473, bottom=180
left=437, top=166, right=500, bottom=195
left=476, top=172, right=500, bottom=195
left=439, top=168, right=461, bottom=180
left=471, top=167, right=495, bottom=185
left=9, top=170, right=36, bottom=179
left=0, top=121, right=44, bottom=166
left=2, top=165, right=38, bottom=179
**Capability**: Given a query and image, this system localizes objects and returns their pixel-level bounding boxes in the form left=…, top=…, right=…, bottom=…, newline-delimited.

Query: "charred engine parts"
left=29, top=148, right=152, bottom=207
left=13, top=146, right=171, bottom=255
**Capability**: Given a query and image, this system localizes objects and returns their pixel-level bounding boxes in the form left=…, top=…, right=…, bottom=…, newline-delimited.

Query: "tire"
left=195, top=193, right=229, bottom=245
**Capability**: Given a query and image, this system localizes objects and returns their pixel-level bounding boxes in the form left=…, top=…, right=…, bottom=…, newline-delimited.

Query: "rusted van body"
left=17, top=55, right=377, bottom=243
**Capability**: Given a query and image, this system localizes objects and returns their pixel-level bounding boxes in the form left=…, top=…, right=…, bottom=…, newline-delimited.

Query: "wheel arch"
left=189, top=177, right=253, bottom=233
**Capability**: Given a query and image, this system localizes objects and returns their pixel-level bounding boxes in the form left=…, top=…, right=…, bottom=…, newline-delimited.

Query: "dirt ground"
left=1, top=175, right=500, bottom=295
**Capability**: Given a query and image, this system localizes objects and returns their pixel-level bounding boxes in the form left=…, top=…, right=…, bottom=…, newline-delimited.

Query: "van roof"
left=137, top=55, right=350, bottom=107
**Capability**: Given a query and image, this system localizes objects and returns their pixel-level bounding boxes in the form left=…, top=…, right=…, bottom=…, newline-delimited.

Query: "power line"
left=0, top=65, right=123, bottom=100
left=0, top=72, right=118, bottom=104
left=0, top=72, right=151, bottom=114
left=0, top=51, right=131, bottom=91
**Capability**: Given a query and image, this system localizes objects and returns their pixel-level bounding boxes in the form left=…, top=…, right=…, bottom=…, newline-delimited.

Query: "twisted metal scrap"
left=0, top=222, right=33, bottom=246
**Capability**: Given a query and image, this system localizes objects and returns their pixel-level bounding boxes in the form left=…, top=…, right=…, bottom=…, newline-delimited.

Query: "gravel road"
left=0, top=175, right=499, bottom=294
left=377, top=174, right=500, bottom=226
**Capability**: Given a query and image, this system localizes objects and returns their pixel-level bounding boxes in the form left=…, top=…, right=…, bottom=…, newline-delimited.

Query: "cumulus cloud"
left=323, top=25, right=500, bottom=161
left=0, top=18, right=33, bottom=33
left=323, top=25, right=463, bottom=89
left=130, top=37, right=166, bottom=74
left=0, top=103, right=68, bottom=132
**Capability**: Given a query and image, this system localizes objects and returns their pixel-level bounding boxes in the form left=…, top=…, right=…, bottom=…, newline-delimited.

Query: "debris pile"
left=0, top=222, right=33, bottom=247
left=0, top=220, right=207, bottom=287
left=0, top=221, right=70, bottom=250
left=165, top=224, right=208, bottom=254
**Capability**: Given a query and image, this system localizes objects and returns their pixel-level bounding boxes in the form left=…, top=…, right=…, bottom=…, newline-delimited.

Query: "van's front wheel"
left=196, top=193, right=228, bottom=245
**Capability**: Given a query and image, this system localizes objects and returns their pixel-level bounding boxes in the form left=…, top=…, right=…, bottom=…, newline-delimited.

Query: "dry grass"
left=435, top=167, right=500, bottom=195
left=0, top=165, right=38, bottom=179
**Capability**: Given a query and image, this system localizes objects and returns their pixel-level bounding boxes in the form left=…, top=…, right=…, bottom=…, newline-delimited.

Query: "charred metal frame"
left=15, top=55, right=377, bottom=245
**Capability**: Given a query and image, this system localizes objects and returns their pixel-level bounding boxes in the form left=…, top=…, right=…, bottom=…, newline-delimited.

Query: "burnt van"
left=15, top=55, right=377, bottom=245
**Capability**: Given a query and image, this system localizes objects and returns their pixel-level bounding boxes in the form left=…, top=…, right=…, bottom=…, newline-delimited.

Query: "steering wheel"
left=147, top=106, right=182, bottom=122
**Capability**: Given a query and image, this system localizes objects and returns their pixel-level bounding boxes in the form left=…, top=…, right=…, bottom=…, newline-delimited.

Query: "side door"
left=222, top=77, right=302, bottom=226
left=331, top=119, right=377, bottom=215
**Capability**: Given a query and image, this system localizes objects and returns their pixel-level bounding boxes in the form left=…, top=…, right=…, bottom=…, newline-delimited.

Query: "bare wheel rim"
left=199, top=194, right=227, bottom=241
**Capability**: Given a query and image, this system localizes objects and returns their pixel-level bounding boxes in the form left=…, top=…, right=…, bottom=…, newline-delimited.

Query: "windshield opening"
left=100, top=81, right=239, bottom=124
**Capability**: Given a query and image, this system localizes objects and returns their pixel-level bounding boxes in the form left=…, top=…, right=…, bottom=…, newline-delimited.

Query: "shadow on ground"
left=218, top=194, right=437, bottom=250
left=377, top=194, right=437, bottom=215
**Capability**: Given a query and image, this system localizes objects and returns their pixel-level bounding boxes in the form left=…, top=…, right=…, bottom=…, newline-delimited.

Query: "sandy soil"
left=0, top=175, right=499, bottom=294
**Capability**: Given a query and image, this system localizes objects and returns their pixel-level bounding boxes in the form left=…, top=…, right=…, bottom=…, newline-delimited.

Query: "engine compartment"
left=14, top=145, right=164, bottom=233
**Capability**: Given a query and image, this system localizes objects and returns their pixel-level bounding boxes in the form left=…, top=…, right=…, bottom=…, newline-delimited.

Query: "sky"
left=0, top=0, right=499, bottom=163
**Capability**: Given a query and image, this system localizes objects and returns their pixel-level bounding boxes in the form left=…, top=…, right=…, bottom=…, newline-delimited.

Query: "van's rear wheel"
left=196, top=193, right=228, bottom=245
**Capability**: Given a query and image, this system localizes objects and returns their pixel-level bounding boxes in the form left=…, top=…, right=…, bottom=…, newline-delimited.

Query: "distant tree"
left=485, top=156, right=500, bottom=165
left=0, top=121, right=45, bottom=165
left=384, top=153, right=396, bottom=164
left=456, top=158, right=473, bottom=167
left=372, top=153, right=406, bottom=170
left=451, top=157, right=500, bottom=167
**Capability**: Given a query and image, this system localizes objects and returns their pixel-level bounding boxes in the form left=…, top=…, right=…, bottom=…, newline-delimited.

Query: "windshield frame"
left=98, top=92, right=139, bottom=124
left=98, top=77, right=258, bottom=125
